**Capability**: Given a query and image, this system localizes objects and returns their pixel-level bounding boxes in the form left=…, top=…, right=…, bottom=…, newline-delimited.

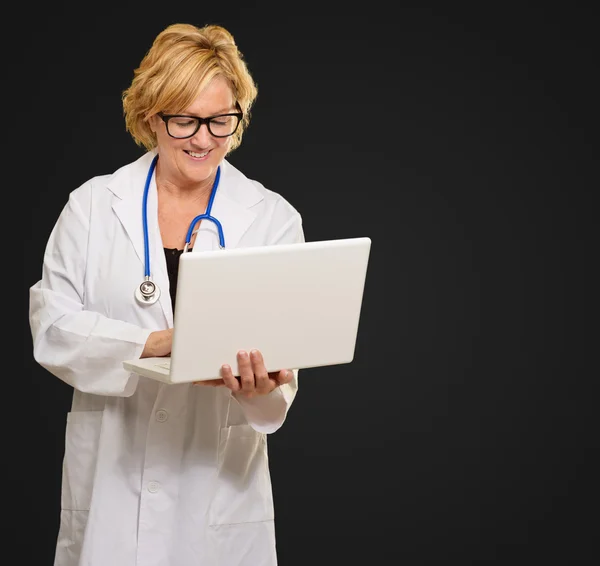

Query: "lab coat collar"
left=107, top=151, right=263, bottom=326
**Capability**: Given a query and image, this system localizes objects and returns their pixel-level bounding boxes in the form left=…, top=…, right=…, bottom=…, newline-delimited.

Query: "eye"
left=173, top=118, right=197, bottom=128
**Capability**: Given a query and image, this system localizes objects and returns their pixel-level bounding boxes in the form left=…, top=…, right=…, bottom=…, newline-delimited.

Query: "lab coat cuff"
left=233, top=386, right=292, bottom=434
left=118, top=328, right=154, bottom=396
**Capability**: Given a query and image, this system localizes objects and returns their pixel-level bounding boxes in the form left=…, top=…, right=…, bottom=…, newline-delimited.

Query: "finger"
left=274, top=369, right=293, bottom=386
left=250, top=350, right=271, bottom=395
left=193, top=379, right=225, bottom=387
left=237, top=351, right=256, bottom=395
left=220, top=364, right=241, bottom=392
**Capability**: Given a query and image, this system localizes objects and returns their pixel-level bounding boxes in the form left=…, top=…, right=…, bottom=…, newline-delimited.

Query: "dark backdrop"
left=20, top=4, right=595, bottom=565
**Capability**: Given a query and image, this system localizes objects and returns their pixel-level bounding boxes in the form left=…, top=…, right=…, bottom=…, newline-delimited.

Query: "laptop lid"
left=123, top=237, right=371, bottom=383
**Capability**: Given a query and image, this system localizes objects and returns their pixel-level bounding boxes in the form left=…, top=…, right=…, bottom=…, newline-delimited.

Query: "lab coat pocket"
left=209, top=424, right=274, bottom=526
left=61, top=410, right=103, bottom=511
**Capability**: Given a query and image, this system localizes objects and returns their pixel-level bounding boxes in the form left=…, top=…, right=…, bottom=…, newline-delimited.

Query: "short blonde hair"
left=122, top=23, right=258, bottom=152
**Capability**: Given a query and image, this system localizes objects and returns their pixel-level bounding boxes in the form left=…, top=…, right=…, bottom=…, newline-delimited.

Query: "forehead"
left=184, top=76, right=235, bottom=115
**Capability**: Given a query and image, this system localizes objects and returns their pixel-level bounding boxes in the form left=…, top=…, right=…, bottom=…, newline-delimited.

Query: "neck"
left=155, top=169, right=217, bottom=205
left=157, top=178, right=214, bottom=205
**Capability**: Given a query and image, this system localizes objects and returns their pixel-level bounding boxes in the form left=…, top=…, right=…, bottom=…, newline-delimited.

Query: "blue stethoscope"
left=135, top=154, right=226, bottom=306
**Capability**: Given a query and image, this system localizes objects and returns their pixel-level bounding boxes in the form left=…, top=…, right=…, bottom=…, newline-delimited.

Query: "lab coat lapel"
left=110, top=152, right=171, bottom=327
left=148, top=178, right=173, bottom=326
left=111, top=186, right=145, bottom=272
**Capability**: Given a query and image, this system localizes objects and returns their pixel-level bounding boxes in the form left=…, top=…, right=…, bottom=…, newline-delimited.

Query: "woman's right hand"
left=141, top=328, right=173, bottom=358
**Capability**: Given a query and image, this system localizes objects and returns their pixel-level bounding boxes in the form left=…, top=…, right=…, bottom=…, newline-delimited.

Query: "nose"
left=190, top=122, right=212, bottom=146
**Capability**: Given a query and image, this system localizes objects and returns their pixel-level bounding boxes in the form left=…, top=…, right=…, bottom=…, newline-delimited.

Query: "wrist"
left=141, top=330, right=170, bottom=358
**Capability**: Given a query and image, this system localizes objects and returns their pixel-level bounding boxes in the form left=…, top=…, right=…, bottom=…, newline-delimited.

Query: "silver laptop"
left=123, top=237, right=372, bottom=384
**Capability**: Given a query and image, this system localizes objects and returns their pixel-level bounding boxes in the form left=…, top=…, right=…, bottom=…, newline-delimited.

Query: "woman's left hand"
left=194, top=349, right=293, bottom=397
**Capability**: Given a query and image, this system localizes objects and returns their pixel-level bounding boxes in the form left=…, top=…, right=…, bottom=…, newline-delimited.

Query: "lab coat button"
left=147, top=481, right=160, bottom=493
left=156, top=409, right=168, bottom=422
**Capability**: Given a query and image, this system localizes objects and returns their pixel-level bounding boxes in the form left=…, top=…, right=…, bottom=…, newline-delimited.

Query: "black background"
left=20, top=3, right=595, bottom=565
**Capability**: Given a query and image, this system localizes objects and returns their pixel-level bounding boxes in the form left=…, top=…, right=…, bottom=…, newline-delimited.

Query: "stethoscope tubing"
left=137, top=154, right=225, bottom=304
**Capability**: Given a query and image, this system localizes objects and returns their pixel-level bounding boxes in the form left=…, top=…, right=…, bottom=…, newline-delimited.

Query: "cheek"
left=158, top=136, right=186, bottom=155
left=217, top=137, right=232, bottom=153
left=208, top=140, right=228, bottom=159
left=154, top=129, right=173, bottom=150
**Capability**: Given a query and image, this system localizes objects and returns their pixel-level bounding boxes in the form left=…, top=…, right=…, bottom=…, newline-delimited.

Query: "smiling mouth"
left=185, top=150, right=210, bottom=158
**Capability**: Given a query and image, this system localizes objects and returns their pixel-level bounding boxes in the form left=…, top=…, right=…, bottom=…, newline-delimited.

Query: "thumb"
left=276, top=369, right=293, bottom=385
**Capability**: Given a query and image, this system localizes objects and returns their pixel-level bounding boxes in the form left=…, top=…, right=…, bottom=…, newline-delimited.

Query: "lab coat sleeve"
left=29, top=187, right=153, bottom=397
left=233, top=370, right=299, bottom=434
left=234, top=210, right=304, bottom=433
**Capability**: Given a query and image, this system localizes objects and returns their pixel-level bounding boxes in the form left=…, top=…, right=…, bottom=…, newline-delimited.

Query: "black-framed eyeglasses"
left=158, top=104, right=243, bottom=139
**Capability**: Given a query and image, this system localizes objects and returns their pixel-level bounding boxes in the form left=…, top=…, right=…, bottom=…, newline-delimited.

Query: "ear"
left=148, top=113, right=160, bottom=133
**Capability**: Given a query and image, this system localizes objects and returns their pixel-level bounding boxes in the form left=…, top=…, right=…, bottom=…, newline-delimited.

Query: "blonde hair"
left=122, top=23, right=258, bottom=152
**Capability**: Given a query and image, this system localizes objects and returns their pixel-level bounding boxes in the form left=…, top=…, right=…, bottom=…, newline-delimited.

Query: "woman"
left=29, top=22, right=303, bottom=566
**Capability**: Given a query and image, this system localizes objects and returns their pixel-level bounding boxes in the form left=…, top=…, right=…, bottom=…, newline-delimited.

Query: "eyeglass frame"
left=158, top=102, right=244, bottom=139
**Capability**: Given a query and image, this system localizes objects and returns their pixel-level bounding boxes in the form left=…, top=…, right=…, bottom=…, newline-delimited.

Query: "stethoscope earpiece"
left=135, top=154, right=226, bottom=307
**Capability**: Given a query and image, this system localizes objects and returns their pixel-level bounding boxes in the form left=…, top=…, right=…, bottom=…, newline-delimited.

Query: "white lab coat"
left=29, top=150, right=304, bottom=566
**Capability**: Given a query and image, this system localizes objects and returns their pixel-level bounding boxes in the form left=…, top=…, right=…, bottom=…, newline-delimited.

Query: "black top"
left=164, top=247, right=191, bottom=312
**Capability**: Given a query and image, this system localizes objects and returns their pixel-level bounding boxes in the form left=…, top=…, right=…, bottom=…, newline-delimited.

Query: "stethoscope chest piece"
left=135, top=277, right=161, bottom=305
